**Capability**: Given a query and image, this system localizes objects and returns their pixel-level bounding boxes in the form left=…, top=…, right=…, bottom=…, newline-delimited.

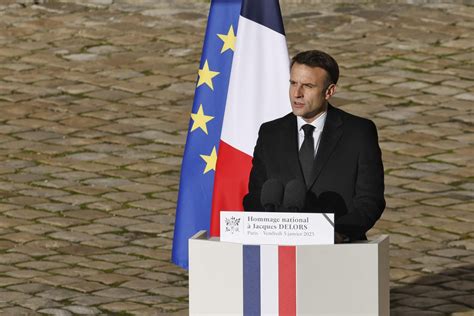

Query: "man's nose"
left=293, top=84, right=303, bottom=97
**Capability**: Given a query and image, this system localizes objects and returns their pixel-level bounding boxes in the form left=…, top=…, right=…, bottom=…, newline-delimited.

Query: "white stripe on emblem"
left=260, top=245, right=279, bottom=315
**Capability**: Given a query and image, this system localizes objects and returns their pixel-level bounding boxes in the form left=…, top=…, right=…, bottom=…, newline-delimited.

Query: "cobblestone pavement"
left=0, top=1, right=472, bottom=315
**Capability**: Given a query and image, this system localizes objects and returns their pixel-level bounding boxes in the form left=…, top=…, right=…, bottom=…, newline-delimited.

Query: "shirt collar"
left=297, top=111, right=327, bottom=133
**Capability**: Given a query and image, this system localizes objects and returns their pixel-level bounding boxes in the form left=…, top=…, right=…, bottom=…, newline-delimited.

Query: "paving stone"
left=148, top=286, right=188, bottom=298
left=82, top=177, right=134, bottom=188
left=403, top=181, right=453, bottom=193
left=0, top=277, right=24, bottom=287
left=410, top=162, right=456, bottom=172
left=0, top=254, right=32, bottom=264
left=64, top=53, right=99, bottom=61
left=449, top=239, right=474, bottom=251
left=1, top=231, right=46, bottom=244
left=130, top=294, right=172, bottom=306
left=80, top=238, right=125, bottom=249
left=64, top=305, right=100, bottom=315
left=128, top=130, right=185, bottom=145
left=85, top=89, right=135, bottom=102
left=111, top=81, right=155, bottom=94
left=71, top=224, right=120, bottom=235
left=65, top=153, right=108, bottom=162
left=58, top=84, right=99, bottom=95
left=4, top=269, right=49, bottom=280
left=455, top=92, right=474, bottom=101
left=8, top=245, right=57, bottom=257
left=93, top=287, right=143, bottom=299
left=116, top=183, right=166, bottom=194
left=0, top=306, right=38, bottom=315
left=421, top=197, right=463, bottom=206
left=0, top=216, right=29, bottom=229
left=87, top=200, right=121, bottom=211
left=451, top=295, right=474, bottom=308
left=90, top=254, right=137, bottom=263
left=0, top=291, right=32, bottom=303
left=66, top=186, right=112, bottom=196
left=78, top=260, right=120, bottom=271
left=391, top=310, right=444, bottom=316
left=16, top=297, right=61, bottom=311
left=17, top=260, right=69, bottom=271
left=112, top=268, right=145, bottom=277
left=4, top=209, right=51, bottom=220
left=38, top=217, right=86, bottom=228
left=443, top=280, right=474, bottom=291
left=125, top=222, right=170, bottom=234
left=433, top=304, right=473, bottom=313
left=128, top=199, right=175, bottom=211
left=102, top=301, right=148, bottom=312
left=119, top=278, right=161, bottom=291
left=42, top=255, right=89, bottom=265
left=84, top=273, right=133, bottom=286
left=52, top=195, right=101, bottom=205
left=98, top=69, right=143, bottom=80
left=68, top=295, right=116, bottom=307
left=64, top=281, right=108, bottom=293
left=154, top=301, right=189, bottom=312
left=48, top=231, right=95, bottom=243
left=37, top=288, right=82, bottom=302
left=420, top=174, right=462, bottom=185
left=38, top=309, right=73, bottom=316
left=131, top=238, right=169, bottom=248
left=422, top=231, right=462, bottom=244
left=63, top=210, right=108, bottom=220
left=138, top=271, right=183, bottom=283
left=102, top=191, right=145, bottom=203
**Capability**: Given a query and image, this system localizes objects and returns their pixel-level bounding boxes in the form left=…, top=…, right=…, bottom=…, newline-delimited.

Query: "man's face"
left=289, top=63, right=336, bottom=123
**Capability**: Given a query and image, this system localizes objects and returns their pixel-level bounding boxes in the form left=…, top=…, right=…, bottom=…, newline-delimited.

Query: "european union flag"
left=172, top=0, right=241, bottom=269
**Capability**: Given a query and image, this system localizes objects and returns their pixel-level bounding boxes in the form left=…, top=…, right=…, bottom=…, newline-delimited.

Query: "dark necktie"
left=299, top=124, right=315, bottom=186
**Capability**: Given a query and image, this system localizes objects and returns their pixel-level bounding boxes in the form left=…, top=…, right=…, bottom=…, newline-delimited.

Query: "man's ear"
left=325, top=84, right=336, bottom=100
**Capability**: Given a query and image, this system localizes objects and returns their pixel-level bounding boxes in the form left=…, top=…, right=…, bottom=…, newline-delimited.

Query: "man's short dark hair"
left=291, top=50, right=339, bottom=86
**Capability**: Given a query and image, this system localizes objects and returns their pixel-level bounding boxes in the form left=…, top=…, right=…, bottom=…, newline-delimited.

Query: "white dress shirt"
left=297, top=111, right=327, bottom=157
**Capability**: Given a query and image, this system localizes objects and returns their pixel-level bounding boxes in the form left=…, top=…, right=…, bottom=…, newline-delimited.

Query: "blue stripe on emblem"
left=241, top=0, right=285, bottom=35
left=243, top=245, right=261, bottom=316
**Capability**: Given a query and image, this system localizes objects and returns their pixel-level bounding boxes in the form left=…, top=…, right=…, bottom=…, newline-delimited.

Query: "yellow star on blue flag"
left=217, top=25, right=236, bottom=53
left=197, top=60, right=220, bottom=90
left=190, top=104, right=214, bottom=135
left=200, top=147, right=217, bottom=174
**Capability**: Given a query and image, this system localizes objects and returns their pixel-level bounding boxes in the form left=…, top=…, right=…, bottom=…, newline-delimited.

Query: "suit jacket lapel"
left=280, top=114, right=305, bottom=184
left=308, top=104, right=343, bottom=188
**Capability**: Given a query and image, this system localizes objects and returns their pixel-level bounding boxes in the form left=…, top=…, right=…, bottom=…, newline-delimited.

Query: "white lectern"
left=189, top=231, right=389, bottom=316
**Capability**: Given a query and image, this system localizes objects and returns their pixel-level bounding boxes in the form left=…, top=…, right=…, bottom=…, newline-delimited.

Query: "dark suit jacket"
left=243, top=104, right=385, bottom=240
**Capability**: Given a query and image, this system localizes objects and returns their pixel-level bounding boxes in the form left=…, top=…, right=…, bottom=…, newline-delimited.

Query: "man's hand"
left=335, top=232, right=349, bottom=243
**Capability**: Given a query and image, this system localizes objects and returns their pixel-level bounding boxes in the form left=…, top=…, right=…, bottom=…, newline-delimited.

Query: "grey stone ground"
left=0, top=1, right=473, bottom=315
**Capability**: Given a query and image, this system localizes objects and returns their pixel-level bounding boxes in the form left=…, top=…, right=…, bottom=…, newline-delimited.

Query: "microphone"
left=260, top=179, right=284, bottom=211
left=282, top=179, right=306, bottom=212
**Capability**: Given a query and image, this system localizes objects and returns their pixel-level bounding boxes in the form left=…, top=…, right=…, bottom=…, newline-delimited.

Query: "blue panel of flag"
left=243, top=245, right=261, bottom=316
left=241, top=0, right=285, bottom=35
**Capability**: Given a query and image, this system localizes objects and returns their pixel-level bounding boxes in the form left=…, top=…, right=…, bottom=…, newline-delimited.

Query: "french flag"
left=243, top=245, right=297, bottom=316
left=210, top=0, right=291, bottom=236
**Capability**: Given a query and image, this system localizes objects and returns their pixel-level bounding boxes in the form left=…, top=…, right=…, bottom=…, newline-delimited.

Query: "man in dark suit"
left=243, top=50, right=385, bottom=242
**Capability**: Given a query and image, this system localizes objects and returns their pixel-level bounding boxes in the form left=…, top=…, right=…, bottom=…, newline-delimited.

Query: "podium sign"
left=220, top=211, right=334, bottom=245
